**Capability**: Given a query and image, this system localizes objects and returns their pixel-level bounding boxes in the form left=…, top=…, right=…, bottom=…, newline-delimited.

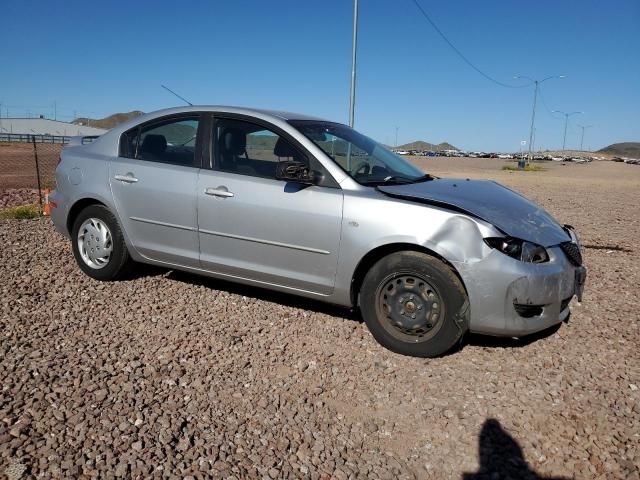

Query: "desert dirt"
left=1, top=157, right=639, bottom=479
left=0, top=142, right=61, bottom=209
left=0, top=143, right=60, bottom=191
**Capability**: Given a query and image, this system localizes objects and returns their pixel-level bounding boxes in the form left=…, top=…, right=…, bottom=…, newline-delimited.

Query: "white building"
left=0, top=117, right=106, bottom=136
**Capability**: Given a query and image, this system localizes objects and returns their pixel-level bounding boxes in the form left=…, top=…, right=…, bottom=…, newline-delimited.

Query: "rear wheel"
left=360, top=251, right=468, bottom=357
left=71, top=205, right=132, bottom=281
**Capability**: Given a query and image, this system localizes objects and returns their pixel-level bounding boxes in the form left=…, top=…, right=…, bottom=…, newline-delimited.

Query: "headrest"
left=140, top=134, right=167, bottom=155
left=274, top=137, right=298, bottom=158
left=221, top=128, right=246, bottom=154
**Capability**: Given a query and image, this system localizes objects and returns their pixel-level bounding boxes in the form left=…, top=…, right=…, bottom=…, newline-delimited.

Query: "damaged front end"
left=377, top=179, right=587, bottom=337
left=455, top=238, right=586, bottom=337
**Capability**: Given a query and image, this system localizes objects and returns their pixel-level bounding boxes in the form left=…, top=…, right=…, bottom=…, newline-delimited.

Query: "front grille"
left=514, top=303, right=543, bottom=318
left=560, top=242, right=583, bottom=266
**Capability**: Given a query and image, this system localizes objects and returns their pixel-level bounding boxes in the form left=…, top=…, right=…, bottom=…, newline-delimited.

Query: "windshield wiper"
left=360, top=174, right=435, bottom=186
left=373, top=176, right=409, bottom=184
left=383, top=174, right=434, bottom=184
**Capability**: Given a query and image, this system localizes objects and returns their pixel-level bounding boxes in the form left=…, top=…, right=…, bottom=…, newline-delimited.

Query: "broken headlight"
left=484, top=237, right=549, bottom=263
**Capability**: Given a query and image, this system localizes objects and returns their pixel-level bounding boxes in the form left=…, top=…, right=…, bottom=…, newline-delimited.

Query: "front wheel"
left=71, top=204, right=132, bottom=281
left=360, top=251, right=469, bottom=357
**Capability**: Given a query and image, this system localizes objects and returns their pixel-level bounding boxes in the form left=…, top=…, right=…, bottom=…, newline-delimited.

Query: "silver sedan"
left=50, top=106, right=586, bottom=357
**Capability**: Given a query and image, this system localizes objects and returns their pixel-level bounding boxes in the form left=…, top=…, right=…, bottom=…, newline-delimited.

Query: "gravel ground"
left=0, top=190, right=40, bottom=210
left=1, top=159, right=639, bottom=479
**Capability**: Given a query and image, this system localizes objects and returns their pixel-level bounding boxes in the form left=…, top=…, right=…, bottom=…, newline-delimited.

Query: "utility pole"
left=532, top=127, right=536, bottom=154
left=53, top=101, right=57, bottom=120
left=578, top=124, right=593, bottom=151
left=527, top=81, right=538, bottom=162
left=514, top=75, right=566, bottom=164
left=553, top=110, right=582, bottom=151
left=348, top=0, right=358, bottom=128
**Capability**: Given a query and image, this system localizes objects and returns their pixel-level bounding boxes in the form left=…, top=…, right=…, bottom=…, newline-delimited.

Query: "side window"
left=214, top=118, right=309, bottom=179
left=121, top=117, right=200, bottom=166
left=120, top=128, right=139, bottom=159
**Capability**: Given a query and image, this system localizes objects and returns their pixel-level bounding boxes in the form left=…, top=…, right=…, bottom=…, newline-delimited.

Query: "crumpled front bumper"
left=456, top=245, right=586, bottom=337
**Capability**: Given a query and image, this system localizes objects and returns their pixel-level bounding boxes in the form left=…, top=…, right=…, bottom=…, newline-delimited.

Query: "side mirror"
left=276, top=161, right=323, bottom=185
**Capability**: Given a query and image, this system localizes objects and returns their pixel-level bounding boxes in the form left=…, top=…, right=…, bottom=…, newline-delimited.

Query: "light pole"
left=577, top=124, right=593, bottom=151
left=514, top=75, right=565, bottom=163
left=348, top=0, right=358, bottom=128
left=395, top=126, right=399, bottom=148
left=553, top=110, right=582, bottom=151
left=532, top=127, right=536, bottom=154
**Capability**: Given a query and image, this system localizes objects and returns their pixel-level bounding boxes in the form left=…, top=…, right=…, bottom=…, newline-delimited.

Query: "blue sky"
left=2, top=0, right=638, bottom=151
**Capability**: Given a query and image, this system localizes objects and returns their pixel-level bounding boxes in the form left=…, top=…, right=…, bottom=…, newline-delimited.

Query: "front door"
left=197, top=116, right=343, bottom=295
left=110, top=114, right=202, bottom=267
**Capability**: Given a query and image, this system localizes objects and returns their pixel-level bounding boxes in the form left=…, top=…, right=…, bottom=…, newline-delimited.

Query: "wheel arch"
left=350, top=243, right=468, bottom=307
left=66, top=197, right=108, bottom=235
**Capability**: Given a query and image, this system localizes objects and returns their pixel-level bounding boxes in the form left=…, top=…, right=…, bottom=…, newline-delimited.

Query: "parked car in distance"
left=50, top=106, right=587, bottom=357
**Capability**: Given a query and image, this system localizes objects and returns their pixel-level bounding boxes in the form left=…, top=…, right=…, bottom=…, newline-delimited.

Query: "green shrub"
left=0, top=204, right=40, bottom=220
left=502, top=165, right=546, bottom=172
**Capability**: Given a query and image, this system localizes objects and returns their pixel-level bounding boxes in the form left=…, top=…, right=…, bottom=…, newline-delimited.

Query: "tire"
left=359, top=251, right=469, bottom=358
left=70, top=204, right=132, bottom=281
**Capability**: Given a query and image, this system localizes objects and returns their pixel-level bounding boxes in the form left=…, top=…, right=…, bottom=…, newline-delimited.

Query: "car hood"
left=378, top=178, right=570, bottom=247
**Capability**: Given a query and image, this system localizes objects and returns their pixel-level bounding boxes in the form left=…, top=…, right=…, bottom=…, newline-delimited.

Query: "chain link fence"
left=0, top=135, right=65, bottom=213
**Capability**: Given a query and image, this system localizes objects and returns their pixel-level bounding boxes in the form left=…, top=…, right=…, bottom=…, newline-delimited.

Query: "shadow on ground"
left=463, top=419, right=568, bottom=480
left=465, top=321, right=563, bottom=349
left=152, top=268, right=564, bottom=353
left=164, top=269, right=361, bottom=322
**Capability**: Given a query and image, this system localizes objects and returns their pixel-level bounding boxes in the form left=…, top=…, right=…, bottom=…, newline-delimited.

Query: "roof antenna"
left=161, top=85, right=193, bottom=106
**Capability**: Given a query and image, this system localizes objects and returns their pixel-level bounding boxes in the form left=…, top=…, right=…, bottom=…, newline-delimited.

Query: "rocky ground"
left=0, top=190, right=39, bottom=210
left=1, top=159, right=639, bottom=479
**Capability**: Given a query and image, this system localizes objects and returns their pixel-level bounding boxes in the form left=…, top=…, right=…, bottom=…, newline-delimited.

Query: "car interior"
left=138, top=132, right=197, bottom=166
left=216, top=123, right=306, bottom=178
left=136, top=118, right=198, bottom=166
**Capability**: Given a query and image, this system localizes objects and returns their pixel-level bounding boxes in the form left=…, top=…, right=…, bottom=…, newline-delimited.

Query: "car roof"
left=143, top=105, right=329, bottom=122
left=234, top=107, right=330, bottom=122
left=105, top=106, right=335, bottom=138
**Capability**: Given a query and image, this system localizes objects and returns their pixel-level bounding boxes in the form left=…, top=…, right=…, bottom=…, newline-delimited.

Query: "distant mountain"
left=394, top=140, right=459, bottom=151
left=72, top=111, right=144, bottom=130
left=598, top=142, right=640, bottom=159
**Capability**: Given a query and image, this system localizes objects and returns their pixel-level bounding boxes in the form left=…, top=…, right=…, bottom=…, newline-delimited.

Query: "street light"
left=552, top=110, right=582, bottom=151
left=577, top=124, right=593, bottom=152
left=514, top=75, right=566, bottom=163
left=346, top=0, right=359, bottom=170
left=348, top=0, right=358, bottom=128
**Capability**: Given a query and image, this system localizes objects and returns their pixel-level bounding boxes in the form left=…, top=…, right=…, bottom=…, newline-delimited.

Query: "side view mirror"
left=276, top=160, right=323, bottom=185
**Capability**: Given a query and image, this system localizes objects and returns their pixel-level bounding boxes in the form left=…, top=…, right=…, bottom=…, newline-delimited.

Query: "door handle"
left=114, top=173, right=138, bottom=183
left=205, top=187, right=234, bottom=198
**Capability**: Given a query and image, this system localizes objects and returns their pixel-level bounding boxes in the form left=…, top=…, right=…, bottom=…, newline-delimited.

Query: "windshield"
left=289, top=120, right=428, bottom=185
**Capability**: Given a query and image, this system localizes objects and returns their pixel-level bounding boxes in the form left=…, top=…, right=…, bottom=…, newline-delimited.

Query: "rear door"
left=196, top=115, right=343, bottom=295
left=110, top=114, right=202, bottom=267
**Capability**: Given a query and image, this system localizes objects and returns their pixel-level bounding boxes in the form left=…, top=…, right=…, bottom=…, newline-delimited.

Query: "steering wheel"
left=351, top=161, right=370, bottom=176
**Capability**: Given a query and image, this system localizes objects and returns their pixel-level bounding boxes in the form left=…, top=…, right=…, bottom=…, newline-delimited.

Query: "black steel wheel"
left=360, top=251, right=468, bottom=357
left=376, top=273, right=446, bottom=343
